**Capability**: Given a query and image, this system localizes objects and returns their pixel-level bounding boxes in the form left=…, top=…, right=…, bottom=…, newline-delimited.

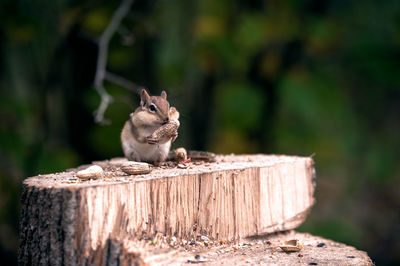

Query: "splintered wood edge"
left=21, top=155, right=315, bottom=241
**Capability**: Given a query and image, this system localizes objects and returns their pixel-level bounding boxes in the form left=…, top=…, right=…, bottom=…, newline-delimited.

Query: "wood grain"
left=19, top=154, right=316, bottom=265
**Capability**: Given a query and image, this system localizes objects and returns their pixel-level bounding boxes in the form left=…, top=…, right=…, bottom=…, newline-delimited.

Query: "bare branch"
left=118, top=24, right=135, bottom=46
left=93, top=0, right=135, bottom=124
left=105, top=71, right=143, bottom=93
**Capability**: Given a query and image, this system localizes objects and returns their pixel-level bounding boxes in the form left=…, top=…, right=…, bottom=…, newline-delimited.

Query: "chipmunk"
left=121, top=89, right=180, bottom=163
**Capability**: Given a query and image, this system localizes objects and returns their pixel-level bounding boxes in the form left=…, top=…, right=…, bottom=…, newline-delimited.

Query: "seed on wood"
left=187, top=254, right=207, bottom=263
left=177, top=163, right=188, bottom=169
left=279, top=239, right=303, bottom=252
left=121, top=161, right=152, bottom=175
left=174, top=147, right=188, bottom=162
left=76, top=165, right=103, bottom=180
left=200, top=235, right=210, bottom=242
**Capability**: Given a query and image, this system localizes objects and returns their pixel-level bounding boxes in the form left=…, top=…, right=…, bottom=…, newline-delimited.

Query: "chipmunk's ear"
left=161, top=90, right=167, bottom=100
left=140, top=89, right=150, bottom=107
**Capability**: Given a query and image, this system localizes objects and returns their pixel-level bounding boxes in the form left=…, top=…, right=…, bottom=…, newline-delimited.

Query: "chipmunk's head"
left=140, top=89, right=170, bottom=124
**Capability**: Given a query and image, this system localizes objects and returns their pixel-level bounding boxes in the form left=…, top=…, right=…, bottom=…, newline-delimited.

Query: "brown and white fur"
left=121, top=89, right=179, bottom=163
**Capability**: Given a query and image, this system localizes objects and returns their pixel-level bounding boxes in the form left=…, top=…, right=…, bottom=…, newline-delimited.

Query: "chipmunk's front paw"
left=146, top=136, right=159, bottom=145
left=170, top=131, right=178, bottom=142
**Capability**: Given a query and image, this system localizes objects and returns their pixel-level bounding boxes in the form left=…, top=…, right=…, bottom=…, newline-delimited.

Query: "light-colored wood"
left=19, top=154, right=316, bottom=265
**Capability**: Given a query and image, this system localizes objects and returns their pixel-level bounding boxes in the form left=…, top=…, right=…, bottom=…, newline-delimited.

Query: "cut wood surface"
left=143, top=231, right=372, bottom=266
left=19, top=154, right=316, bottom=265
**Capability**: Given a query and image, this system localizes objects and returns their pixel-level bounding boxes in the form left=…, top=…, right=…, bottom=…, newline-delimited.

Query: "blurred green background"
left=1, top=0, right=399, bottom=265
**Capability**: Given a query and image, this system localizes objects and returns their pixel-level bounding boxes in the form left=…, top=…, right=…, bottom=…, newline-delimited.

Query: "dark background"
left=1, top=0, right=399, bottom=265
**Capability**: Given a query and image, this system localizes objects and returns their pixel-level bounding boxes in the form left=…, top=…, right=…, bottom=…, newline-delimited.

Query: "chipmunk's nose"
left=163, top=117, right=169, bottom=123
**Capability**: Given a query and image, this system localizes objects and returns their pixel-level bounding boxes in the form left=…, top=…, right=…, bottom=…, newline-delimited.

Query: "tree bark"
left=19, top=154, right=316, bottom=265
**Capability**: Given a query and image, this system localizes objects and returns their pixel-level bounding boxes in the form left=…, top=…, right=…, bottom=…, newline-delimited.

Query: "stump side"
left=19, top=155, right=316, bottom=265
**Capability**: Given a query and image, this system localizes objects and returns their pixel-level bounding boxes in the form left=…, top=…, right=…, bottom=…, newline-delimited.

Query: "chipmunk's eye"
left=149, top=104, right=156, bottom=112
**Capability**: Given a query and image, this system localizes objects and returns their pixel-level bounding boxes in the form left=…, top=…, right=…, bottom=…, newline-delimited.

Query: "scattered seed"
left=201, top=235, right=210, bottom=242
left=280, top=239, right=303, bottom=252
left=76, top=165, right=103, bottom=180
left=174, top=147, right=187, bottom=162
left=178, top=163, right=188, bottom=169
left=347, top=256, right=355, bottom=258
left=187, top=255, right=207, bottom=263
left=309, top=263, right=318, bottom=265
left=317, top=242, right=325, bottom=247
left=121, top=161, right=151, bottom=175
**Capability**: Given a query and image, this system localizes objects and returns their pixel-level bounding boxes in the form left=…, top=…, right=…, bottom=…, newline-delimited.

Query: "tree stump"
left=19, top=154, right=318, bottom=265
